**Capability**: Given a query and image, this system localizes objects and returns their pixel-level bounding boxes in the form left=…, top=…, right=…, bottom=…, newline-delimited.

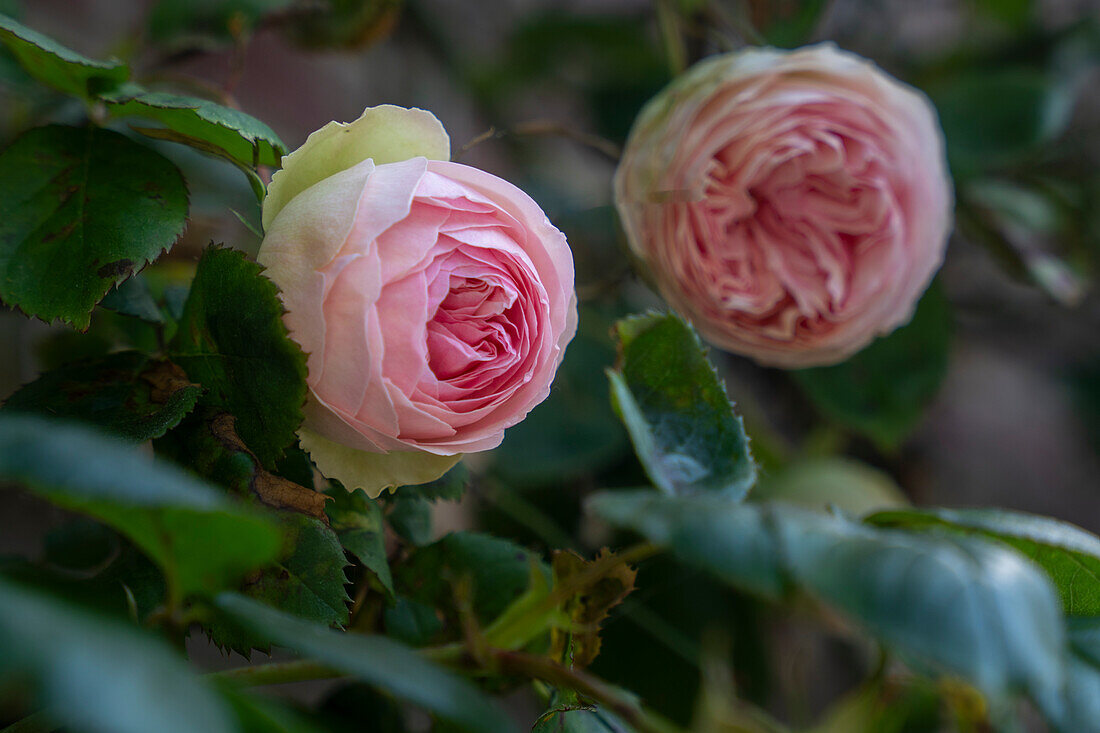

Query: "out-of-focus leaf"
left=0, top=14, right=128, bottom=97
left=589, top=490, right=1067, bottom=709
left=220, top=684, right=328, bottom=733
left=0, top=576, right=235, bottom=733
left=868, top=507, right=1100, bottom=616
left=383, top=596, right=443, bottom=646
left=792, top=285, right=951, bottom=450
left=3, top=352, right=201, bottom=443
left=0, top=125, right=188, bottom=328
left=760, top=0, right=828, bottom=48
left=385, top=489, right=433, bottom=546
left=751, top=457, right=909, bottom=516
left=282, top=0, right=403, bottom=49
left=100, top=275, right=166, bottom=323
left=326, top=482, right=394, bottom=597
left=171, top=246, right=307, bottom=466
left=969, top=0, right=1033, bottom=27
left=609, top=312, right=756, bottom=498
left=550, top=549, right=637, bottom=669
left=148, top=0, right=293, bottom=40
left=215, top=592, right=517, bottom=733
left=0, top=413, right=282, bottom=601
left=106, top=90, right=286, bottom=168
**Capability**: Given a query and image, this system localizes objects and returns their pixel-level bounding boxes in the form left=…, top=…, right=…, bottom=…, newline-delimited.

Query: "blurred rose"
left=259, top=106, right=577, bottom=496
left=615, top=44, right=952, bottom=367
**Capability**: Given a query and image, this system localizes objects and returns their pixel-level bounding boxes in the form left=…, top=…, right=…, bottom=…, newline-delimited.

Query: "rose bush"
left=614, top=44, right=953, bottom=367
left=259, top=106, right=577, bottom=496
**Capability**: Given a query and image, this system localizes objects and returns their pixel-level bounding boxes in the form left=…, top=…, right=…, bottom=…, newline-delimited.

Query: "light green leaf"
left=0, top=413, right=283, bottom=601
left=0, top=125, right=189, bottom=328
left=588, top=490, right=1067, bottom=707
left=0, top=13, right=128, bottom=97
left=106, top=90, right=286, bottom=168
left=751, top=457, right=909, bottom=516
left=868, top=508, right=1100, bottom=616
left=215, top=592, right=517, bottom=733
left=609, top=312, right=755, bottom=498
left=792, top=286, right=951, bottom=450
left=171, top=245, right=307, bottom=466
left=3, top=352, right=201, bottom=443
left=0, top=576, right=235, bottom=733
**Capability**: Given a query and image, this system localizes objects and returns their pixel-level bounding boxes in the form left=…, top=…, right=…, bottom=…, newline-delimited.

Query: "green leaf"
left=792, top=285, right=951, bottom=450
left=396, top=462, right=469, bottom=503
left=0, top=413, right=283, bottom=601
left=394, top=532, right=549, bottom=628
left=383, top=597, right=444, bottom=646
left=761, top=0, right=828, bottom=48
left=0, top=576, right=235, bottom=733
left=0, top=14, right=128, bottom=97
left=970, top=0, right=1033, bottom=26
left=215, top=592, right=517, bottom=733
left=533, top=690, right=634, bottom=733
left=106, top=90, right=286, bottom=168
left=588, top=490, right=1067, bottom=707
left=751, top=457, right=909, bottom=516
left=4, top=352, right=202, bottom=442
left=148, top=0, right=294, bottom=41
left=1069, top=617, right=1100, bottom=669
left=608, top=312, right=755, bottom=498
left=326, top=483, right=394, bottom=597
left=386, top=489, right=434, bottom=545
left=221, top=685, right=328, bottom=733
left=867, top=508, right=1100, bottom=616
left=0, top=125, right=189, bottom=328
left=100, top=275, right=166, bottom=323
left=245, top=515, right=350, bottom=627
left=171, top=245, right=307, bottom=466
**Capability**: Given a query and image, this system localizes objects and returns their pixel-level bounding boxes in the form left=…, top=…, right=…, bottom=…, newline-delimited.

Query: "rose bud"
left=614, top=44, right=953, bottom=368
left=259, top=105, right=577, bottom=496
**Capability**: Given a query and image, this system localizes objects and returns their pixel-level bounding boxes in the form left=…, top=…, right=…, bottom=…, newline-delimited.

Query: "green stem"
left=494, top=650, right=686, bottom=733
left=212, top=659, right=343, bottom=686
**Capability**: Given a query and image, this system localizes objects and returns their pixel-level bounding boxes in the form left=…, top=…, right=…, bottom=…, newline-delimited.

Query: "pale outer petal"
left=262, top=105, right=450, bottom=230
left=299, top=427, right=462, bottom=498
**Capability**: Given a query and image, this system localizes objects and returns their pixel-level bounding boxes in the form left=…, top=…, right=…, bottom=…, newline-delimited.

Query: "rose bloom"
left=615, top=44, right=953, bottom=367
left=259, top=106, right=576, bottom=496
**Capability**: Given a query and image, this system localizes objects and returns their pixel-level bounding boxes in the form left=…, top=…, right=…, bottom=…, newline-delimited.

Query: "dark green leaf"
left=395, top=532, right=548, bottom=628
left=148, top=0, right=294, bottom=41
left=970, top=0, right=1033, bottom=28
left=383, top=597, right=443, bottom=646
left=215, top=592, right=517, bottom=733
left=761, top=0, right=828, bottom=48
left=387, top=490, right=433, bottom=545
left=107, top=90, right=286, bottom=168
left=220, top=684, right=328, bottom=733
left=171, top=245, right=307, bottom=466
left=588, top=490, right=1066, bottom=707
left=4, top=352, right=202, bottom=442
left=608, top=312, right=755, bottom=498
left=533, top=689, right=634, bottom=733
left=326, top=483, right=394, bottom=597
left=868, top=508, right=1100, bottom=616
left=792, top=285, right=951, bottom=450
left=0, top=14, right=128, bottom=97
left=394, top=462, right=469, bottom=503
left=0, top=125, right=189, bottom=328
left=0, top=576, right=235, bottom=733
left=0, top=413, right=283, bottom=600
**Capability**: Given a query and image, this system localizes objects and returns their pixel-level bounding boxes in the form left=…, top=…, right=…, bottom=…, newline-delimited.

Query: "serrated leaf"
left=588, top=490, right=1067, bottom=709
left=868, top=507, right=1100, bottom=616
left=0, top=413, right=283, bottom=601
left=326, top=483, right=394, bottom=597
left=550, top=549, right=637, bottom=669
left=0, top=14, right=128, bottom=97
left=0, top=576, right=235, bottom=733
left=395, top=532, right=548, bottom=631
left=609, top=312, right=755, bottom=498
left=171, top=246, right=307, bottom=466
left=0, top=125, right=189, bottom=328
left=106, top=90, right=286, bottom=168
left=533, top=689, right=634, bottom=733
left=3, top=352, right=201, bottom=442
left=792, top=286, right=951, bottom=450
left=215, top=591, right=517, bottom=733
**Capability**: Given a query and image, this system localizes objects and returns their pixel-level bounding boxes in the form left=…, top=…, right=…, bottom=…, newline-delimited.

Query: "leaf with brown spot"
left=550, top=549, right=638, bottom=669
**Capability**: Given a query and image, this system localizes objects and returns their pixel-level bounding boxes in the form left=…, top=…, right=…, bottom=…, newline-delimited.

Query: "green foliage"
left=0, top=13, right=128, bottom=97
left=0, top=125, right=189, bottom=328
left=0, top=576, right=236, bottom=733
left=394, top=532, right=549, bottom=629
left=0, top=413, right=282, bottom=602
left=792, top=286, right=952, bottom=450
left=4, top=352, right=202, bottom=442
left=326, top=482, right=394, bottom=597
left=588, top=490, right=1067, bottom=710
left=608, top=312, right=756, bottom=499
left=868, top=508, right=1100, bottom=616
left=100, top=275, right=168, bottom=323
left=215, top=592, right=517, bottom=733
left=760, top=0, right=829, bottom=48
left=106, top=90, right=286, bottom=168
left=171, top=246, right=307, bottom=466
left=751, top=457, right=909, bottom=516
left=148, top=0, right=294, bottom=41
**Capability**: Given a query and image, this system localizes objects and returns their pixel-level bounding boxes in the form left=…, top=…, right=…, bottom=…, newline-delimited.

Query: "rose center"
left=426, top=274, right=519, bottom=382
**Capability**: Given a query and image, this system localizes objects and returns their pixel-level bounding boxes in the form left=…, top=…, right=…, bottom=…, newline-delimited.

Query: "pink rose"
left=259, top=106, right=577, bottom=496
left=614, top=44, right=952, bottom=367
